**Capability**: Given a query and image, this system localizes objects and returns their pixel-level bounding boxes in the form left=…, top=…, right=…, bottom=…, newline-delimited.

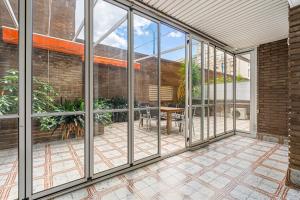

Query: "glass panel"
left=226, top=54, right=234, bottom=132
left=191, top=39, right=203, bottom=143
left=93, top=112, right=128, bottom=173
left=203, top=107, right=209, bottom=140
left=134, top=109, right=159, bottom=160
left=191, top=107, right=202, bottom=142
left=209, top=106, right=215, bottom=138
left=0, top=0, right=19, bottom=198
left=216, top=50, right=225, bottom=135
left=208, top=46, right=215, bottom=138
left=32, top=0, right=85, bottom=192
left=204, top=44, right=209, bottom=104
left=160, top=24, right=186, bottom=154
left=93, top=1, right=128, bottom=106
left=32, top=0, right=85, bottom=114
left=92, top=1, right=129, bottom=174
left=133, top=14, right=159, bottom=161
left=0, top=118, right=18, bottom=200
left=203, top=45, right=209, bottom=140
left=236, top=56, right=251, bottom=132
left=32, top=115, right=85, bottom=193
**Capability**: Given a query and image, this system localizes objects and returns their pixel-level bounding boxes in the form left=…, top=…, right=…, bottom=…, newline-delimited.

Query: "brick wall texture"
left=288, top=5, right=300, bottom=188
left=257, top=39, right=289, bottom=139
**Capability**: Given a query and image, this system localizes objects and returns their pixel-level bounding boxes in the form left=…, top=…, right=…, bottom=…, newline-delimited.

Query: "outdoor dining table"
left=160, top=106, right=184, bottom=135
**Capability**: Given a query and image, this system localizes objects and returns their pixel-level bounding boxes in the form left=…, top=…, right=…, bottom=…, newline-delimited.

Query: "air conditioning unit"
left=230, top=108, right=248, bottom=120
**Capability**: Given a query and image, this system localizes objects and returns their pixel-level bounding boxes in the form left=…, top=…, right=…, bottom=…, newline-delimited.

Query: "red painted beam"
left=2, top=26, right=140, bottom=70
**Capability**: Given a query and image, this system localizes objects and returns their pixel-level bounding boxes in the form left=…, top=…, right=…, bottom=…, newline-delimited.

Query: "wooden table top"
left=160, top=107, right=184, bottom=112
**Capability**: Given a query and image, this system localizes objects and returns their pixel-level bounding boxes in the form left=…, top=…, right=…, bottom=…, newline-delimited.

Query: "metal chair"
left=138, top=105, right=151, bottom=130
left=175, top=107, right=196, bottom=135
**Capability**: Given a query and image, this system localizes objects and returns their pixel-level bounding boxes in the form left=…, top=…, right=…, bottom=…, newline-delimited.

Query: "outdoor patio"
left=0, top=117, right=249, bottom=198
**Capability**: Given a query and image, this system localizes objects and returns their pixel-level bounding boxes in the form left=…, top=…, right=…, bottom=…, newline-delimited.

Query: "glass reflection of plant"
left=177, top=62, right=201, bottom=104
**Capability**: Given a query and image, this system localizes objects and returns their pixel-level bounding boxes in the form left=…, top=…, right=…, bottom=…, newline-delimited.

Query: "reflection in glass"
left=92, top=1, right=129, bottom=173
left=93, top=112, right=128, bottom=173
left=191, top=39, right=203, bottom=143
left=191, top=40, right=202, bottom=104
left=190, top=107, right=202, bottom=143
left=203, top=44, right=209, bottom=139
left=32, top=115, right=85, bottom=193
left=0, top=0, right=19, bottom=198
left=208, top=46, right=215, bottom=138
left=31, top=0, right=85, bottom=192
left=160, top=24, right=186, bottom=154
left=236, top=56, right=251, bottom=132
left=216, top=50, right=225, bottom=135
left=0, top=119, right=19, bottom=199
left=133, top=14, right=159, bottom=161
left=134, top=109, right=159, bottom=160
left=32, top=0, right=85, bottom=114
left=226, top=54, right=234, bottom=132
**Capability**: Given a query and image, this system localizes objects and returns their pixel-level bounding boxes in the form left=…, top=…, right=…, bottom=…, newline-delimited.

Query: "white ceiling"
left=138, top=0, right=289, bottom=50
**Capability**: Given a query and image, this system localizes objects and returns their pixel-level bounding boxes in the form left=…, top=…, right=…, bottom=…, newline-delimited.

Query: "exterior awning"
left=2, top=26, right=140, bottom=70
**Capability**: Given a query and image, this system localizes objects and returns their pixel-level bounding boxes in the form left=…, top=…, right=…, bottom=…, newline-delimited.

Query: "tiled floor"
left=0, top=118, right=250, bottom=199
left=53, top=135, right=299, bottom=200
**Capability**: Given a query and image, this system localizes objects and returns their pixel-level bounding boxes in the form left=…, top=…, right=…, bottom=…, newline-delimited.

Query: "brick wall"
left=0, top=0, right=181, bottom=149
left=288, top=5, right=300, bottom=188
left=257, top=39, right=289, bottom=142
left=0, top=32, right=183, bottom=150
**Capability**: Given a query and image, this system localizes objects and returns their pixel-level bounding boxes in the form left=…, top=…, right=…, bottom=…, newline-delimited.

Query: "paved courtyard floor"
left=0, top=118, right=250, bottom=199
left=53, top=135, right=298, bottom=200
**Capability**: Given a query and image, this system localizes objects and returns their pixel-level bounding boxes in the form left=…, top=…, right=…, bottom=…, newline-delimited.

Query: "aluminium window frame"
left=14, top=0, right=242, bottom=199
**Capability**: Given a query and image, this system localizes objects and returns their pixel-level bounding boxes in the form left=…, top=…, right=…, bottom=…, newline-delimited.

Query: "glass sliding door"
left=92, top=1, right=129, bottom=174
left=160, top=23, right=186, bottom=155
left=133, top=14, right=159, bottom=161
left=0, top=0, right=19, bottom=198
left=236, top=54, right=251, bottom=132
left=215, top=49, right=225, bottom=136
left=190, top=38, right=203, bottom=144
left=31, top=0, right=86, bottom=193
left=226, top=54, right=234, bottom=132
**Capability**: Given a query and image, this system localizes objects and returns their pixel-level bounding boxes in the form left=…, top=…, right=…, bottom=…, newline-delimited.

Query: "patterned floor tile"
left=2, top=132, right=300, bottom=200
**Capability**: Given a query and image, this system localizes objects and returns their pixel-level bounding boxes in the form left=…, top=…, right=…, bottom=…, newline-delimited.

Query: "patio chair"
left=174, top=107, right=196, bottom=135
left=174, top=110, right=185, bottom=135
left=149, top=109, right=167, bottom=129
left=138, top=105, right=151, bottom=130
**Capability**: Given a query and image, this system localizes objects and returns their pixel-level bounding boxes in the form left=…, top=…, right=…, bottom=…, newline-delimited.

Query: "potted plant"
left=38, top=99, right=84, bottom=139
left=94, top=98, right=112, bottom=135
